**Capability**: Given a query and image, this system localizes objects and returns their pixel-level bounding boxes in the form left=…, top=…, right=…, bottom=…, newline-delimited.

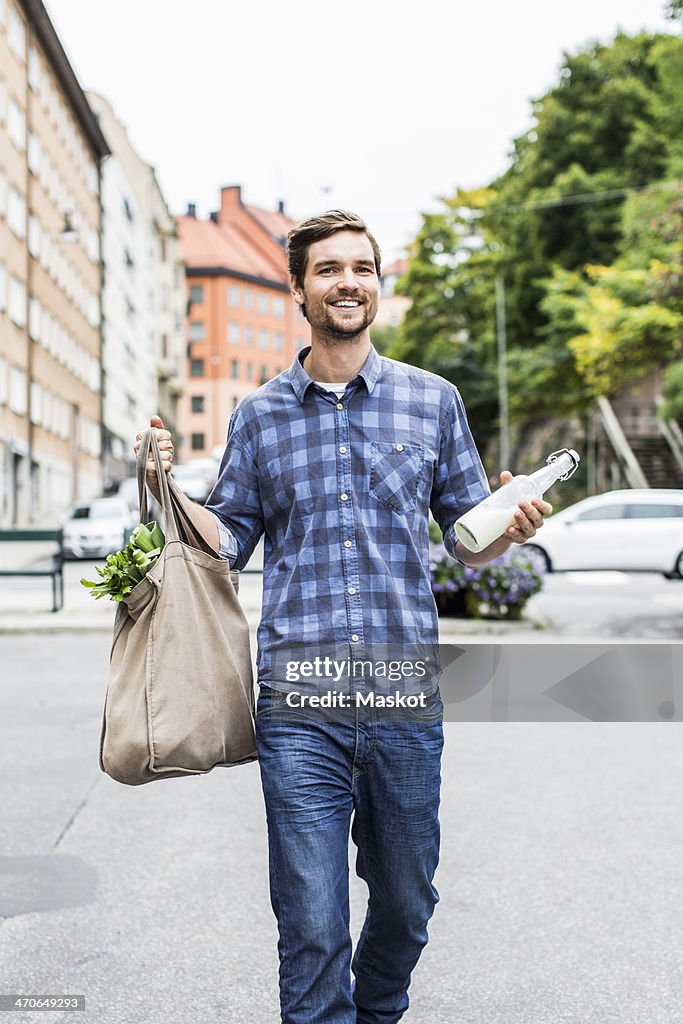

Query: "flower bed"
left=429, top=542, right=546, bottom=619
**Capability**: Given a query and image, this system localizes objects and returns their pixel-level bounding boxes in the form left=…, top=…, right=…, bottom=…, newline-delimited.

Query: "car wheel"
left=523, top=543, right=552, bottom=573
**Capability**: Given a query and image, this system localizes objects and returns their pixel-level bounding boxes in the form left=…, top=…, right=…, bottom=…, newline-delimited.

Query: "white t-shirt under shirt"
left=317, top=383, right=347, bottom=399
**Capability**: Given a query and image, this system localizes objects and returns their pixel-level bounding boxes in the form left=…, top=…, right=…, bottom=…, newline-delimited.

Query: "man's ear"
left=290, top=275, right=304, bottom=307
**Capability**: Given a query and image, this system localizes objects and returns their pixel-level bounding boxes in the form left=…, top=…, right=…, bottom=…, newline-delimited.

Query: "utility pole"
left=495, top=273, right=510, bottom=469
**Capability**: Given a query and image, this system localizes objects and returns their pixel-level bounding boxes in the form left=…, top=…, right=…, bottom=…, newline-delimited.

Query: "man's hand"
left=499, top=469, right=552, bottom=545
left=133, top=415, right=174, bottom=500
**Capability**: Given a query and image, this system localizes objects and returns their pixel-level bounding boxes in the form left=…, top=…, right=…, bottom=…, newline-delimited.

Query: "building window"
left=8, top=7, right=26, bottom=64
left=189, top=284, right=204, bottom=304
left=0, top=77, right=7, bottom=126
left=244, top=290, right=254, bottom=310
left=259, top=365, right=268, bottom=384
left=245, top=361, right=253, bottom=381
left=191, top=395, right=205, bottom=413
left=191, top=433, right=205, bottom=451
left=8, top=275, right=26, bottom=327
left=8, top=188, right=25, bottom=239
left=8, top=97, right=25, bottom=151
left=228, top=322, right=241, bottom=344
left=190, top=358, right=205, bottom=377
left=258, top=292, right=269, bottom=315
left=189, top=321, right=206, bottom=341
left=0, top=263, right=6, bottom=312
left=228, top=285, right=240, bottom=307
left=272, top=296, right=284, bottom=318
left=123, top=197, right=134, bottom=221
left=230, top=359, right=239, bottom=380
left=258, top=329, right=269, bottom=350
left=245, top=326, right=254, bottom=347
left=273, top=332, right=284, bottom=352
left=124, top=248, right=134, bottom=268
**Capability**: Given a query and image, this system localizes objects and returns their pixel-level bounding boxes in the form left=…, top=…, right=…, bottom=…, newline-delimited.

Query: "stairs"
left=626, top=435, right=683, bottom=489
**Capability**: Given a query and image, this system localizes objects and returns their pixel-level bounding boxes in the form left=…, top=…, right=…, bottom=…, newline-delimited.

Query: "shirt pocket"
left=369, top=441, right=425, bottom=514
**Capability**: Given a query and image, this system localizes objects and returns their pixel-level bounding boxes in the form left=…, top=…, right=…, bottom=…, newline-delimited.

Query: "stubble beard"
left=311, top=300, right=377, bottom=346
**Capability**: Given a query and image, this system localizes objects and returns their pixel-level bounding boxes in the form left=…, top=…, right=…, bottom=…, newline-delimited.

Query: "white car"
left=523, top=488, right=683, bottom=577
left=62, top=497, right=134, bottom=560
left=171, top=459, right=218, bottom=504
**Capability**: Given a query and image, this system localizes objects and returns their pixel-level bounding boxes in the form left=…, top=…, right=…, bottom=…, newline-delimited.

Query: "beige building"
left=0, top=0, right=109, bottom=525
left=86, top=91, right=185, bottom=484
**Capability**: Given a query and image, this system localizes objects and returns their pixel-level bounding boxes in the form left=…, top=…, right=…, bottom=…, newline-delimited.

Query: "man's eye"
left=320, top=267, right=337, bottom=275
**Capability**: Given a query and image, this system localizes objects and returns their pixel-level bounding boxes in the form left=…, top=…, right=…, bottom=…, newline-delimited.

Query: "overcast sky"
left=44, top=0, right=674, bottom=263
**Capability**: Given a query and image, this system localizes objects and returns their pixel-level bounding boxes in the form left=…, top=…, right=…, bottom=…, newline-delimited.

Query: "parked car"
left=171, top=459, right=218, bottom=504
left=62, top=497, right=134, bottom=560
left=523, top=488, right=683, bottom=577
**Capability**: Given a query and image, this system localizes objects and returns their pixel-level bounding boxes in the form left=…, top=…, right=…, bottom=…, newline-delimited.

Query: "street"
left=1, top=556, right=683, bottom=1022
left=1, top=631, right=682, bottom=1023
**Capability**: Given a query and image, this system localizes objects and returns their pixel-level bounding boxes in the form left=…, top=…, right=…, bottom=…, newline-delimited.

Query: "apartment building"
left=86, top=91, right=185, bottom=485
left=0, top=0, right=109, bottom=525
left=176, top=185, right=307, bottom=459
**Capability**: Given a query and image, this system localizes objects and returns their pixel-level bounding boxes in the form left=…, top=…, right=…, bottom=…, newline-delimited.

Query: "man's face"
left=291, top=230, right=379, bottom=342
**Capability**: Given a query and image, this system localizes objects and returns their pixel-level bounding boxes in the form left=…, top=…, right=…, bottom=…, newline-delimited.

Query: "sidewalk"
left=0, top=537, right=556, bottom=638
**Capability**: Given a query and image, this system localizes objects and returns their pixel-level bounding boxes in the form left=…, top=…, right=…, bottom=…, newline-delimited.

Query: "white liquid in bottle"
left=455, top=449, right=580, bottom=553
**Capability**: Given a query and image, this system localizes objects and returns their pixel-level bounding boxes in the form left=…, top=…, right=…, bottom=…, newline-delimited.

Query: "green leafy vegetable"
left=80, top=521, right=165, bottom=602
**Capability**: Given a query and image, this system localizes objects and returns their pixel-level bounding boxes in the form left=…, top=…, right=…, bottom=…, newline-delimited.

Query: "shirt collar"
left=287, top=343, right=383, bottom=404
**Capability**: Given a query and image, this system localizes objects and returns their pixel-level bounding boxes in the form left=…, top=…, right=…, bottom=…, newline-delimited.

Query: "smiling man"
left=135, top=209, right=550, bottom=1024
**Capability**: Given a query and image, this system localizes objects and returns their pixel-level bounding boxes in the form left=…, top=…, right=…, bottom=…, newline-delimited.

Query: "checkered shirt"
left=205, top=345, right=489, bottom=684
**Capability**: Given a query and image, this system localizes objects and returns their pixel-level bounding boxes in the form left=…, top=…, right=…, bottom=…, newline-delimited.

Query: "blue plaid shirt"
left=205, top=345, right=489, bottom=685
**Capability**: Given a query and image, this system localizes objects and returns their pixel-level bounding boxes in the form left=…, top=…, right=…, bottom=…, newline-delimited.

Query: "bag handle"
left=137, top=428, right=180, bottom=543
left=136, top=430, right=221, bottom=558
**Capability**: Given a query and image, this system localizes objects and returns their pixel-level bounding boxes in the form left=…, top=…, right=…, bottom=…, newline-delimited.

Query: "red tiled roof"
left=382, top=258, right=408, bottom=278
left=246, top=205, right=298, bottom=243
left=176, top=215, right=287, bottom=282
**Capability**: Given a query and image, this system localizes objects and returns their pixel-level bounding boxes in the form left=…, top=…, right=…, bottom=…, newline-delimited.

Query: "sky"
left=44, top=0, right=675, bottom=264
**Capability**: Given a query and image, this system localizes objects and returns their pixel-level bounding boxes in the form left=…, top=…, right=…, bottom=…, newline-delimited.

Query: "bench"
left=0, top=529, right=65, bottom=612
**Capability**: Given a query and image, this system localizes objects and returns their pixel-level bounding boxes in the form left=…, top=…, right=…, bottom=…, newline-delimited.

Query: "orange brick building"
left=176, top=186, right=308, bottom=460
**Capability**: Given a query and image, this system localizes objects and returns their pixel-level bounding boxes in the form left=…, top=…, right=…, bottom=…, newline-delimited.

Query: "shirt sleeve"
left=430, top=386, right=490, bottom=560
left=204, top=414, right=264, bottom=570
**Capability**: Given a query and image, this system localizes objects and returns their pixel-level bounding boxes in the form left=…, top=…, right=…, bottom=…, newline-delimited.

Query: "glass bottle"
left=455, top=448, right=580, bottom=553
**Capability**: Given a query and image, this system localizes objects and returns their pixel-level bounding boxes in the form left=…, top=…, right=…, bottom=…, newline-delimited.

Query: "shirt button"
left=348, top=587, right=356, bottom=595
left=336, top=402, right=343, bottom=411
left=344, top=540, right=352, bottom=548
left=339, top=446, right=347, bottom=454
left=395, top=443, right=404, bottom=452
left=351, top=634, right=359, bottom=642
left=340, top=493, right=349, bottom=501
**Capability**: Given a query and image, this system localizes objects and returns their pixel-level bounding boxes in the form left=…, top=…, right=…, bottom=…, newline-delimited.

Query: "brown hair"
left=287, top=209, right=382, bottom=291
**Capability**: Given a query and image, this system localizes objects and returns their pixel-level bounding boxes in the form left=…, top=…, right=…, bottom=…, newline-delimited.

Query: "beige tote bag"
left=100, top=429, right=256, bottom=785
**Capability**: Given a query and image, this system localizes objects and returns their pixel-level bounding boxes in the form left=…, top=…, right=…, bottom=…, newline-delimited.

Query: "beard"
left=306, top=297, right=378, bottom=344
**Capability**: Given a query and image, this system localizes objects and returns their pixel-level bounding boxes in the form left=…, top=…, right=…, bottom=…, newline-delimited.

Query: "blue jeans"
left=255, top=687, right=444, bottom=1024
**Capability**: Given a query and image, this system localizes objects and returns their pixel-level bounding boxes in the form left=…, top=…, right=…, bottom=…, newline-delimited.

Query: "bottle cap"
left=546, top=448, right=580, bottom=481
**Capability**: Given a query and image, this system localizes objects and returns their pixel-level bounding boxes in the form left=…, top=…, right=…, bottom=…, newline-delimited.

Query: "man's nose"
left=339, top=268, right=360, bottom=289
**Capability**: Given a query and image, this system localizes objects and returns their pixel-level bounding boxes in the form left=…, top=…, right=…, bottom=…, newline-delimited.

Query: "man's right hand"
left=133, top=415, right=174, bottom=500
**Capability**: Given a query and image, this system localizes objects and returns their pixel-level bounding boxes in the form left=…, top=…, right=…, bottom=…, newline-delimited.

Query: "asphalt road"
left=1, top=633, right=682, bottom=1024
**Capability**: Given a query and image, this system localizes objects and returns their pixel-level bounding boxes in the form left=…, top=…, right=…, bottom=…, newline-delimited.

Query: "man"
left=136, top=210, right=550, bottom=1024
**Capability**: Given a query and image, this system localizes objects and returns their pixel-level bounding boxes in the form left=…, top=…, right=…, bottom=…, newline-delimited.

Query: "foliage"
left=659, top=361, right=683, bottom=420
left=429, top=543, right=545, bottom=620
left=391, top=26, right=683, bottom=450
left=81, top=522, right=165, bottom=602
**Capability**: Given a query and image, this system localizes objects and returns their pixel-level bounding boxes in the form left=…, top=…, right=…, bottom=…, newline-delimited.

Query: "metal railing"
left=596, top=396, right=649, bottom=488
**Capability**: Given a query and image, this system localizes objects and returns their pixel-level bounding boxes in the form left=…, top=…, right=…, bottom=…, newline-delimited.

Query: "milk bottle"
left=455, top=449, right=580, bottom=553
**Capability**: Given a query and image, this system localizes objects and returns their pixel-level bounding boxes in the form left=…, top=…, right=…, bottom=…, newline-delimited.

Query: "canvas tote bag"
left=100, top=429, right=257, bottom=785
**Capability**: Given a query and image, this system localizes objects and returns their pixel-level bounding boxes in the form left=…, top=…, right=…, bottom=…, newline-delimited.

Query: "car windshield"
left=71, top=500, right=126, bottom=520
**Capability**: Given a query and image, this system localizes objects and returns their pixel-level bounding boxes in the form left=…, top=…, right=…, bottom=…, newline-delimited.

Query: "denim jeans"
left=255, top=686, right=444, bottom=1024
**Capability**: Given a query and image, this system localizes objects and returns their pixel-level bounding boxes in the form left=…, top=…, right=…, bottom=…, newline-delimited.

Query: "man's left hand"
left=499, top=470, right=553, bottom=545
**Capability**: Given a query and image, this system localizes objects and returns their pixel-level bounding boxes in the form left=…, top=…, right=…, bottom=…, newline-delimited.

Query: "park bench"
left=0, top=529, right=65, bottom=612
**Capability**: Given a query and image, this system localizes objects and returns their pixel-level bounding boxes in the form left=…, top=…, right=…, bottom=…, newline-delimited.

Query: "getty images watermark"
left=265, top=643, right=683, bottom=722
left=284, top=654, right=429, bottom=708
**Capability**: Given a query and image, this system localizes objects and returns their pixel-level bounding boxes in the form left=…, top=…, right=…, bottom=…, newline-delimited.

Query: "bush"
left=429, top=543, right=546, bottom=619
